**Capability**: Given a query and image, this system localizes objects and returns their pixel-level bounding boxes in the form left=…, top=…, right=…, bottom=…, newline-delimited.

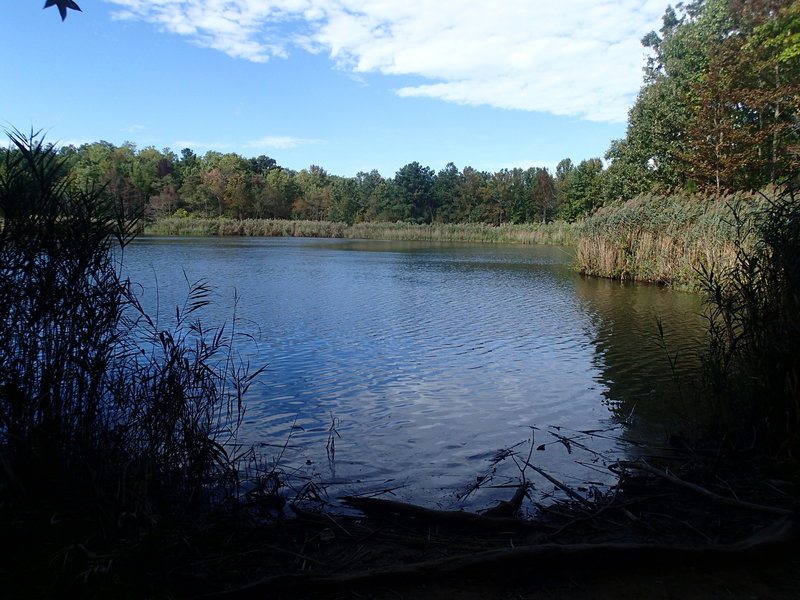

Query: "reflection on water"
left=123, top=237, right=707, bottom=510
left=573, top=276, right=705, bottom=443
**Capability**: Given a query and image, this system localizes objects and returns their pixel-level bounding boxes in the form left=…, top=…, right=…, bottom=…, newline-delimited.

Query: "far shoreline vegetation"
left=144, top=216, right=579, bottom=246
left=2, top=0, right=799, bottom=597
left=142, top=186, right=779, bottom=291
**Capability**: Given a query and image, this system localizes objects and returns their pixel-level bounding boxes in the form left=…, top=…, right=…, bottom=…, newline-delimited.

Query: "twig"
left=547, top=429, right=608, bottom=459
left=611, top=460, right=793, bottom=517
left=522, top=462, right=592, bottom=508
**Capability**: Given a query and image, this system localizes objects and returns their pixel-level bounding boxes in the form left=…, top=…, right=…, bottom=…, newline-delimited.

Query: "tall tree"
left=610, top=0, right=799, bottom=196
left=534, top=169, right=558, bottom=223
left=432, top=163, right=461, bottom=223
left=558, top=158, right=604, bottom=221
left=294, top=165, right=332, bottom=220
left=394, top=162, right=436, bottom=223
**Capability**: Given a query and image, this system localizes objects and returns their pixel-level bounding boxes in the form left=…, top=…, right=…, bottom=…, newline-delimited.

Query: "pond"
left=123, top=236, right=707, bottom=512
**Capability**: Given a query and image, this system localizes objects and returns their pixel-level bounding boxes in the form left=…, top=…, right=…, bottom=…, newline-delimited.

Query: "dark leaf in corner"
left=44, top=0, right=82, bottom=21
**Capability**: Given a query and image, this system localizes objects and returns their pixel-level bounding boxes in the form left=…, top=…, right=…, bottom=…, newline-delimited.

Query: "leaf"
left=536, top=444, right=546, bottom=451
left=44, top=1, right=82, bottom=21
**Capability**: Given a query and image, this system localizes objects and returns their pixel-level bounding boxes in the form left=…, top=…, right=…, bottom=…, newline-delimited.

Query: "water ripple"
left=123, top=237, right=706, bottom=510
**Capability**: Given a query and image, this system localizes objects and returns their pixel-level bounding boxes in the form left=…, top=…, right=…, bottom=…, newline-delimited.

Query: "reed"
left=576, top=191, right=771, bottom=289
left=344, top=220, right=576, bottom=244
left=145, top=216, right=578, bottom=245
left=697, top=183, right=800, bottom=457
left=0, top=131, right=263, bottom=595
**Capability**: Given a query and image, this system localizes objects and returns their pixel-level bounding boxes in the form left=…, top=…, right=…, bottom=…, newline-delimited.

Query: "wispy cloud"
left=174, top=135, right=321, bottom=151
left=245, top=136, right=322, bottom=149
left=104, top=0, right=665, bottom=122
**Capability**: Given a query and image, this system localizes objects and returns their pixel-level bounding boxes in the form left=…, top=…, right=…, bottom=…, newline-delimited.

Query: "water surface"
left=123, top=237, right=705, bottom=510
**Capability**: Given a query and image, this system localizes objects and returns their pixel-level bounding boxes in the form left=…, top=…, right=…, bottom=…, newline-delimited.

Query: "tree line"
left=1, top=140, right=601, bottom=225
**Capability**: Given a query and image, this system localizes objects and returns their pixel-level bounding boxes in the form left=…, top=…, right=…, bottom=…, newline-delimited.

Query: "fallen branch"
left=611, top=460, right=794, bottom=517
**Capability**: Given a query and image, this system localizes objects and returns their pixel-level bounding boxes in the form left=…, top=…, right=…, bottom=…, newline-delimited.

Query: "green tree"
left=432, top=163, right=461, bottom=223
left=611, top=0, right=734, bottom=194
left=293, top=166, right=332, bottom=220
left=249, top=155, right=277, bottom=175
left=330, top=177, right=360, bottom=224
left=251, top=168, right=299, bottom=219
left=559, top=158, right=604, bottom=221
left=610, top=0, right=799, bottom=196
left=356, top=170, right=397, bottom=221
left=533, top=168, right=558, bottom=223
left=394, top=162, right=436, bottom=223
left=454, top=167, right=490, bottom=223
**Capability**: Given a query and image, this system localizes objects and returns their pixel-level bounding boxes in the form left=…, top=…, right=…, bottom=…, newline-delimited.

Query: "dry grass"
left=576, top=192, right=771, bottom=288
left=145, top=217, right=578, bottom=245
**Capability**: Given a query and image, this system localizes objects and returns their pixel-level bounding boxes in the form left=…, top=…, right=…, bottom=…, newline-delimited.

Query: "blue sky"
left=2, top=1, right=666, bottom=177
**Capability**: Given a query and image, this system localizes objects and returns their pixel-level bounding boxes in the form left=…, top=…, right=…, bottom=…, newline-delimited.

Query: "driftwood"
left=339, top=495, right=540, bottom=532
left=612, top=460, right=794, bottom=517
left=202, top=518, right=797, bottom=598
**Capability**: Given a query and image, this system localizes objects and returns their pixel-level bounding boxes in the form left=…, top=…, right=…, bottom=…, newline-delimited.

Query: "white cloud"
left=245, top=136, right=322, bottom=149
left=104, top=0, right=666, bottom=122
left=174, top=136, right=321, bottom=151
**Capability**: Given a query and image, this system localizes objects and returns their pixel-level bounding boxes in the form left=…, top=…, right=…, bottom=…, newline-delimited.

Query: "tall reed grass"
left=698, top=183, right=800, bottom=457
left=0, top=131, right=262, bottom=595
left=576, top=192, right=771, bottom=288
left=145, top=216, right=577, bottom=245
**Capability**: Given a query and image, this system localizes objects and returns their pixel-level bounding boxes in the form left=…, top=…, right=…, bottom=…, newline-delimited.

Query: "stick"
left=522, top=462, right=592, bottom=507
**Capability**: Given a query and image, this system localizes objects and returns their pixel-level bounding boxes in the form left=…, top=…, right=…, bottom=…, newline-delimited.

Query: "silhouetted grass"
left=0, top=131, right=263, bottom=596
left=697, top=182, right=800, bottom=458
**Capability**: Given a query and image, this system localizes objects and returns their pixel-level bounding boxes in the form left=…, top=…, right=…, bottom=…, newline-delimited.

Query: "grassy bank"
left=144, top=217, right=578, bottom=245
left=576, top=191, right=771, bottom=289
